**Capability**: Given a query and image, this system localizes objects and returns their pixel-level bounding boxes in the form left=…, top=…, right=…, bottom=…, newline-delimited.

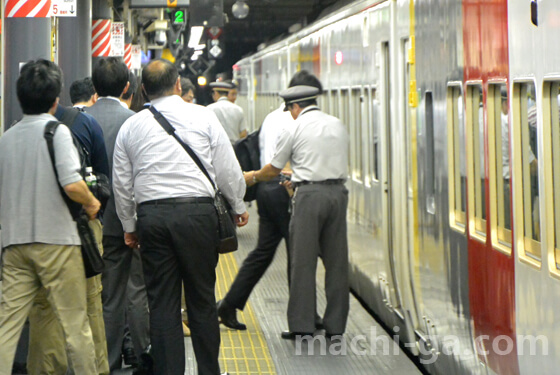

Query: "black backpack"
left=233, top=128, right=261, bottom=202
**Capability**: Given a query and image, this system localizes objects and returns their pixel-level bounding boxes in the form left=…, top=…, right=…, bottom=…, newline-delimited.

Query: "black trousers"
left=224, top=179, right=290, bottom=310
left=137, top=201, right=220, bottom=375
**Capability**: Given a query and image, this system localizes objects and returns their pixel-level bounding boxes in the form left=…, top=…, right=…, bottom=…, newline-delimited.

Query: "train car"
left=233, top=0, right=560, bottom=374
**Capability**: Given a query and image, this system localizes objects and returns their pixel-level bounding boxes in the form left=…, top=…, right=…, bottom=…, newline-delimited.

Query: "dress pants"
left=137, top=200, right=220, bottom=375
left=0, top=244, right=97, bottom=375
left=287, top=184, right=349, bottom=335
left=102, top=234, right=149, bottom=370
left=224, top=180, right=290, bottom=310
left=27, top=219, right=109, bottom=375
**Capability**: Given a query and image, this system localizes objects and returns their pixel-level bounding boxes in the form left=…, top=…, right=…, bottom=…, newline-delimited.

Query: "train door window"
left=369, top=88, right=380, bottom=182
left=466, top=84, right=486, bottom=240
left=488, top=83, right=512, bottom=254
left=331, top=89, right=340, bottom=118
left=543, top=81, right=560, bottom=276
left=352, top=87, right=363, bottom=181
left=447, top=84, right=467, bottom=230
left=512, top=82, right=541, bottom=265
left=341, top=89, right=351, bottom=174
left=425, top=92, right=436, bottom=214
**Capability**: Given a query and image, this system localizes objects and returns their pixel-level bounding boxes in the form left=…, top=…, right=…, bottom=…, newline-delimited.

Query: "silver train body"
left=233, top=0, right=560, bottom=374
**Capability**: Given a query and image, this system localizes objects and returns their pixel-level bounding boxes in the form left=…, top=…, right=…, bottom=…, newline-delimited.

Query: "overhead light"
left=188, top=26, right=204, bottom=48
left=232, top=0, right=249, bottom=19
left=195, top=44, right=206, bottom=51
left=193, top=50, right=203, bottom=56
left=198, top=76, right=208, bottom=86
left=191, top=55, right=200, bottom=61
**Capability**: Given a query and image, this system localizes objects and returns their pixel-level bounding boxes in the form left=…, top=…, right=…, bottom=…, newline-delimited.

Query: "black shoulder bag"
left=44, top=121, right=105, bottom=278
left=149, top=106, right=238, bottom=253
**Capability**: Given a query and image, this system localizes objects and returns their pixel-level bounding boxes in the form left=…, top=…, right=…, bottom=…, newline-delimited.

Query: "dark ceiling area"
left=212, top=0, right=341, bottom=75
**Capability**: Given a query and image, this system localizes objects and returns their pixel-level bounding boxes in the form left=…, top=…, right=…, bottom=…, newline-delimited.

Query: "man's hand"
left=234, top=211, right=249, bottom=227
left=124, top=232, right=139, bottom=249
left=83, top=197, right=101, bottom=220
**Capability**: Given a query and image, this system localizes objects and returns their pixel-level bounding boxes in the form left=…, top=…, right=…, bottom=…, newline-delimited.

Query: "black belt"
left=139, top=197, right=214, bottom=206
left=293, top=179, right=345, bottom=188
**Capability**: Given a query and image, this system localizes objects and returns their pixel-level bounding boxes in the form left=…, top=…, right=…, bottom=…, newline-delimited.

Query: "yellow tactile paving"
left=216, top=252, right=277, bottom=375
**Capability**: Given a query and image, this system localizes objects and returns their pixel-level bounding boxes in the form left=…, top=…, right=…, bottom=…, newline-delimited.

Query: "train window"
left=331, top=89, right=340, bottom=118
left=425, top=92, right=435, bottom=207
left=447, top=84, right=467, bottom=230
left=352, top=88, right=363, bottom=181
left=488, top=83, right=512, bottom=254
left=341, top=89, right=351, bottom=178
left=466, top=84, right=486, bottom=240
left=543, top=81, right=560, bottom=276
left=370, top=89, right=380, bottom=182
left=512, top=82, right=541, bottom=266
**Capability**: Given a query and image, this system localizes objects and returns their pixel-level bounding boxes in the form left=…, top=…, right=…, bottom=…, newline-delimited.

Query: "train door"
left=379, top=40, right=404, bottom=315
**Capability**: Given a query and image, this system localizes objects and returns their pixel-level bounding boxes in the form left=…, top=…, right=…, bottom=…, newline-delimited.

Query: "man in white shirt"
left=113, top=59, right=248, bottom=375
left=244, top=71, right=350, bottom=341
left=217, top=104, right=293, bottom=330
left=207, top=81, right=247, bottom=143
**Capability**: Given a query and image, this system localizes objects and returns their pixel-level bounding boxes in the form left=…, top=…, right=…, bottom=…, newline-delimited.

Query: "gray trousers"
left=287, top=184, right=349, bottom=334
left=102, top=235, right=150, bottom=371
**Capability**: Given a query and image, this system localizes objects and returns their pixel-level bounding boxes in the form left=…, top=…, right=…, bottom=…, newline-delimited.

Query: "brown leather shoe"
left=217, top=299, right=247, bottom=330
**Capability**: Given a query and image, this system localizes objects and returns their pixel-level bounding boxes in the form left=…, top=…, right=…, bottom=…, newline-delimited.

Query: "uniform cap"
left=279, top=85, right=320, bottom=111
left=210, top=81, right=235, bottom=91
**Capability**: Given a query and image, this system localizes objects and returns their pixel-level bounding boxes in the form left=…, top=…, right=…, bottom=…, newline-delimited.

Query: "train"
left=232, top=0, right=559, bottom=374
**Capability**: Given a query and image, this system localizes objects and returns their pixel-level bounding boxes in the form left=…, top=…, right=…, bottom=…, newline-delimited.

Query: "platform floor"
left=185, top=204, right=422, bottom=375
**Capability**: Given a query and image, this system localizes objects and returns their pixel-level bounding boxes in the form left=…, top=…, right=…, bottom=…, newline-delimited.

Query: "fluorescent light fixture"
left=195, top=44, right=206, bottom=51
left=193, top=50, right=203, bottom=56
left=191, top=55, right=199, bottom=61
left=188, top=26, right=204, bottom=48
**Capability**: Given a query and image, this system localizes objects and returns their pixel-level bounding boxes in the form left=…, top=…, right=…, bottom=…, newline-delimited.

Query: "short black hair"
left=180, top=77, right=195, bottom=95
left=92, top=57, right=129, bottom=97
left=122, top=71, right=137, bottom=100
left=288, top=71, right=322, bottom=108
left=142, top=59, right=178, bottom=100
left=17, top=59, right=62, bottom=114
left=69, top=77, right=95, bottom=105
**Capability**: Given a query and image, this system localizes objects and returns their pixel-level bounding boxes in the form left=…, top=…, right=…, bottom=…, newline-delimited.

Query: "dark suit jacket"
left=85, top=98, right=135, bottom=237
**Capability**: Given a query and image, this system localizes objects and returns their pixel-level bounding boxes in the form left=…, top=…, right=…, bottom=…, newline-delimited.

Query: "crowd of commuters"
left=0, top=56, right=349, bottom=375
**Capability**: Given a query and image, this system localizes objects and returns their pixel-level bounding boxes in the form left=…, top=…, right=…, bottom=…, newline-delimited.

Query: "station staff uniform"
left=218, top=104, right=292, bottom=324
left=207, top=82, right=246, bottom=144
left=271, top=86, right=350, bottom=336
left=113, top=94, right=246, bottom=375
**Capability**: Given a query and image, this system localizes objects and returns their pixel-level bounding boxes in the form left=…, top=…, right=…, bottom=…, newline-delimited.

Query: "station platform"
left=184, top=204, right=423, bottom=375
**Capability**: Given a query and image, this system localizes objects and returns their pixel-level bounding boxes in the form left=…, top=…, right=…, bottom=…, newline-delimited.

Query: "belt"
left=139, top=197, right=214, bottom=206
left=293, top=179, right=345, bottom=188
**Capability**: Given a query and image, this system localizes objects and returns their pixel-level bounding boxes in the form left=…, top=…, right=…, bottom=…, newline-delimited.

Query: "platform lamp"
left=232, top=0, right=249, bottom=19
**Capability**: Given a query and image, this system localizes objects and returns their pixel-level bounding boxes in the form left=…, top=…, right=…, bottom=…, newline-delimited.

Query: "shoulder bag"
left=149, top=106, right=238, bottom=253
left=44, top=121, right=105, bottom=278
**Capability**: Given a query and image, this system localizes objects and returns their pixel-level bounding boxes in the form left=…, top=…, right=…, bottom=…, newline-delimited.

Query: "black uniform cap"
left=279, top=85, right=320, bottom=111
left=210, top=81, right=235, bottom=92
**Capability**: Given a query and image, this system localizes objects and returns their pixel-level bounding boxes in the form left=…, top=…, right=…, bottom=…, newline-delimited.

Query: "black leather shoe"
left=133, top=345, right=154, bottom=375
left=217, top=299, right=247, bottom=330
left=280, top=331, right=314, bottom=340
left=325, top=333, right=344, bottom=340
left=123, top=346, right=138, bottom=367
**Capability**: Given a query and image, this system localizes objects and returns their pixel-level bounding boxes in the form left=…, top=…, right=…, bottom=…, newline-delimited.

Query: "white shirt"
left=113, top=95, right=246, bottom=233
left=207, top=97, right=246, bottom=144
left=271, top=106, right=349, bottom=183
left=259, top=104, right=293, bottom=167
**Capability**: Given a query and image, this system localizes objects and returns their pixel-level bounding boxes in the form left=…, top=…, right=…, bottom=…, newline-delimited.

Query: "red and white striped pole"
left=124, top=43, right=132, bottom=69
left=92, top=19, right=111, bottom=58
left=5, top=0, right=51, bottom=18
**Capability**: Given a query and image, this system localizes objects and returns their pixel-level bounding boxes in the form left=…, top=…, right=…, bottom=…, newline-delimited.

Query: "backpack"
left=233, top=128, right=261, bottom=202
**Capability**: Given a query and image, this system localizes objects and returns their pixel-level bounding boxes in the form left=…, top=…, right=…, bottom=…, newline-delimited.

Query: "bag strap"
left=149, top=106, right=217, bottom=191
left=44, top=120, right=80, bottom=220
left=59, top=106, right=81, bottom=129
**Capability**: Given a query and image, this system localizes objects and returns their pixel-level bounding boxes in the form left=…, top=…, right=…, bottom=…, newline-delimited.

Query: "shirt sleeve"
left=112, top=122, right=137, bottom=233
left=53, top=125, right=82, bottom=187
left=208, top=113, right=246, bottom=214
left=270, top=126, right=293, bottom=170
